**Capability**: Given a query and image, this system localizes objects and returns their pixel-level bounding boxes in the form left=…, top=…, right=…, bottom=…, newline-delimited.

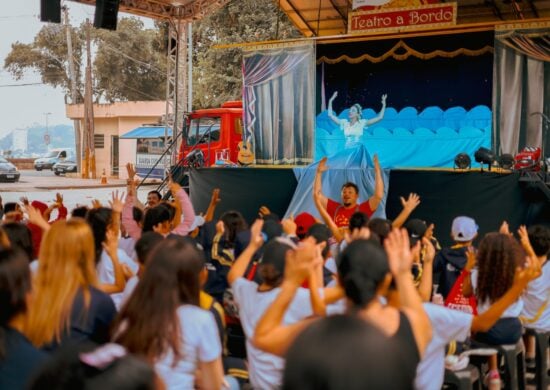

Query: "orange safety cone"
left=100, top=169, right=108, bottom=185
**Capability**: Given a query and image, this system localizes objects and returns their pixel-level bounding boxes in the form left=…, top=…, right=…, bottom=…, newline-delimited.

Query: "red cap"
left=294, top=212, right=316, bottom=236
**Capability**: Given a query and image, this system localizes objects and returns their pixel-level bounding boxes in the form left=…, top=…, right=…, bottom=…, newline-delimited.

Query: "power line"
left=0, top=82, right=44, bottom=87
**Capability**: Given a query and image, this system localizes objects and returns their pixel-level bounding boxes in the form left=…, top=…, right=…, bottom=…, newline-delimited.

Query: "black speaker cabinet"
left=40, top=0, right=61, bottom=23
left=94, top=0, right=120, bottom=30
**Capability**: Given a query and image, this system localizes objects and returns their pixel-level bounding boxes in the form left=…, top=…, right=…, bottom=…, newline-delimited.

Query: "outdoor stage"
left=189, top=167, right=550, bottom=247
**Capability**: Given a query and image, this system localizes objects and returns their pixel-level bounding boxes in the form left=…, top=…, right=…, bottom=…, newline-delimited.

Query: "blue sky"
left=0, top=0, right=152, bottom=137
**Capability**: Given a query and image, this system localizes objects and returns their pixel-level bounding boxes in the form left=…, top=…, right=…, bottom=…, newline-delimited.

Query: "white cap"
left=451, top=216, right=478, bottom=242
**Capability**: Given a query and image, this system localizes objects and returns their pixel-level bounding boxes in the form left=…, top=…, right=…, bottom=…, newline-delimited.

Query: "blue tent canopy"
left=121, top=126, right=172, bottom=139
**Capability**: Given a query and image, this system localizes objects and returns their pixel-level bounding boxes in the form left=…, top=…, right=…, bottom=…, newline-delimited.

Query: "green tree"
left=3, top=17, right=166, bottom=103
left=92, top=18, right=167, bottom=102
left=4, top=23, right=84, bottom=102
left=192, top=0, right=301, bottom=108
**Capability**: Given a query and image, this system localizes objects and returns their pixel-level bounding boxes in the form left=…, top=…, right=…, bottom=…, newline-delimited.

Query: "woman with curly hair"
left=463, top=232, right=524, bottom=389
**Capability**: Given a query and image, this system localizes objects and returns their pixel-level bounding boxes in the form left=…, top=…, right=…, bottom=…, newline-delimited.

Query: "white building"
left=12, top=128, right=28, bottom=152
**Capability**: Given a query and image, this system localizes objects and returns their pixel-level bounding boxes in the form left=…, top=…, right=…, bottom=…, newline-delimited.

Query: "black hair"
left=337, top=239, right=389, bottom=308
left=341, top=182, right=359, bottom=194
left=85, top=207, right=113, bottom=264
left=147, top=190, right=162, bottom=202
left=283, top=314, right=414, bottom=390
left=220, top=210, right=248, bottom=248
left=527, top=225, right=550, bottom=257
left=0, top=248, right=31, bottom=359
left=28, top=343, right=157, bottom=390
left=367, top=218, right=392, bottom=244
left=307, top=223, right=331, bottom=259
left=71, top=206, right=89, bottom=219
left=132, top=207, right=144, bottom=224
left=2, top=222, right=34, bottom=262
left=349, top=212, right=369, bottom=232
left=134, top=232, right=164, bottom=266
left=142, top=205, right=171, bottom=233
left=3, top=202, right=19, bottom=214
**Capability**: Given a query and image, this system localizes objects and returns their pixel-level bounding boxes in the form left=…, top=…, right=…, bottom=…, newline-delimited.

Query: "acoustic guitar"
left=237, top=138, right=255, bottom=166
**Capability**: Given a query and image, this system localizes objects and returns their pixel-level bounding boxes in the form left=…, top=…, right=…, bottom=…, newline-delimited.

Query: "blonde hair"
left=25, top=218, right=97, bottom=346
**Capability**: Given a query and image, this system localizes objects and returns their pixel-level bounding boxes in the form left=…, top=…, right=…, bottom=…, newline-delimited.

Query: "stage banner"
left=349, top=3, right=457, bottom=34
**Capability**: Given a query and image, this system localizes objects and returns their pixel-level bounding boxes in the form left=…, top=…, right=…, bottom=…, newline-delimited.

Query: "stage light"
left=498, top=154, right=515, bottom=170
left=454, top=153, right=471, bottom=170
left=474, top=147, right=495, bottom=171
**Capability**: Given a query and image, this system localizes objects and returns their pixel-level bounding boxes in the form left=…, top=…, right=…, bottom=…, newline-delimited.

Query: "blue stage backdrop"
left=315, top=31, right=494, bottom=168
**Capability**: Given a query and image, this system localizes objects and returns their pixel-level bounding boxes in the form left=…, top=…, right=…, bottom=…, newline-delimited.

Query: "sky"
left=0, top=0, right=152, bottom=138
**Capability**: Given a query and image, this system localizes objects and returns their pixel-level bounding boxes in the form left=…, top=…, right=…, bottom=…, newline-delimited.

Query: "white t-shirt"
left=471, top=268, right=523, bottom=317
left=415, top=303, right=473, bottom=390
left=118, top=236, right=137, bottom=261
left=231, top=278, right=315, bottom=390
left=96, top=249, right=139, bottom=309
left=521, top=260, right=550, bottom=332
left=155, top=305, right=221, bottom=390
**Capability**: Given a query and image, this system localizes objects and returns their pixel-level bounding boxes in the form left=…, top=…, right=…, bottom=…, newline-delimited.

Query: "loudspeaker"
left=94, top=0, right=120, bottom=31
left=40, top=0, right=61, bottom=23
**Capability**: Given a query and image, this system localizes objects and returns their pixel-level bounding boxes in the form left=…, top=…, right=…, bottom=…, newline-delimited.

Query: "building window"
left=94, top=134, right=105, bottom=149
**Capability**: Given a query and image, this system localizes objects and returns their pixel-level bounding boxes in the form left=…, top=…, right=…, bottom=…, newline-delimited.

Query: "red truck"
left=178, top=101, right=254, bottom=167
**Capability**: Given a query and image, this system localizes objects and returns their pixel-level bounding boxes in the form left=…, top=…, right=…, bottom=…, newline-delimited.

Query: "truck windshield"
left=186, top=117, right=221, bottom=146
left=44, top=151, right=59, bottom=158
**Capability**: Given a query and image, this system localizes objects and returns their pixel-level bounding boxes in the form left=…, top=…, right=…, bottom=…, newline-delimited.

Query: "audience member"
left=0, top=248, right=48, bottom=389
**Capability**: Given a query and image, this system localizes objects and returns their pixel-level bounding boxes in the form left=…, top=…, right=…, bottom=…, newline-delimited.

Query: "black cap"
left=404, top=219, right=427, bottom=247
left=261, top=237, right=296, bottom=275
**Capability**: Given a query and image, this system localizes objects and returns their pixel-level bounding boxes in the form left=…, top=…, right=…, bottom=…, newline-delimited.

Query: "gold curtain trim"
left=316, top=40, right=493, bottom=64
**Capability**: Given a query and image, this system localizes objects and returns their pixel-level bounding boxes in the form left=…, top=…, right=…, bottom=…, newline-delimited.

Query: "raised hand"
left=215, top=220, right=225, bottom=235
left=19, top=197, right=29, bottom=206
left=281, top=215, right=297, bottom=236
left=126, top=163, right=136, bottom=180
left=317, top=156, right=328, bottom=173
left=465, top=246, right=477, bottom=271
left=284, top=239, right=318, bottom=287
left=24, top=204, right=50, bottom=231
left=91, top=199, right=102, bottom=209
left=384, top=228, right=414, bottom=276
left=109, top=190, right=125, bottom=213
left=168, top=175, right=182, bottom=195
left=329, top=91, right=338, bottom=101
left=422, top=237, right=436, bottom=265
left=517, top=225, right=536, bottom=258
left=249, top=219, right=265, bottom=250
left=373, top=154, right=380, bottom=170
left=400, top=193, right=420, bottom=212
left=381, top=94, right=387, bottom=104
left=210, top=188, right=221, bottom=205
left=499, top=220, right=512, bottom=236
left=54, top=192, right=64, bottom=208
left=514, top=255, right=542, bottom=287
left=258, top=205, right=271, bottom=218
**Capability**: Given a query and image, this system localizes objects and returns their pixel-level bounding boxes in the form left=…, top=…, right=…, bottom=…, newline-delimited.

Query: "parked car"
left=53, top=160, right=77, bottom=175
left=34, top=148, right=73, bottom=171
left=0, top=157, right=20, bottom=182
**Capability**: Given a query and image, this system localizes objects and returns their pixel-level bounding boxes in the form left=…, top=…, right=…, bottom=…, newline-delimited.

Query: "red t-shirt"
left=326, top=198, right=374, bottom=228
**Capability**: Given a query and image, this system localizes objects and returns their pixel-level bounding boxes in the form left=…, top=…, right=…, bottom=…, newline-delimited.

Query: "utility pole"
left=63, top=5, right=82, bottom=173
left=83, top=19, right=96, bottom=179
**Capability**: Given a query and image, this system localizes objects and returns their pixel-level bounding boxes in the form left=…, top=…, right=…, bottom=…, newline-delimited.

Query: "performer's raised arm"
left=313, top=157, right=329, bottom=210
left=366, top=94, right=387, bottom=126
left=367, top=154, right=384, bottom=212
left=327, top=91, right=341, bottom=125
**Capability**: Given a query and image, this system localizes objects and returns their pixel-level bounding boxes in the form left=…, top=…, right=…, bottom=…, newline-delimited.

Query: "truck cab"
left=178, top=101, right=246, bottom=167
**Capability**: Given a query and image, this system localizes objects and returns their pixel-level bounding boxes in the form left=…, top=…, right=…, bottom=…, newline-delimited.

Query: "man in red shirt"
left=313, top=154, right=384, bottom=229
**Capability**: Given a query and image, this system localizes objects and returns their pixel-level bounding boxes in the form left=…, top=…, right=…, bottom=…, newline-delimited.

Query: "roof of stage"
left=70, top=1, right=550, bottom=36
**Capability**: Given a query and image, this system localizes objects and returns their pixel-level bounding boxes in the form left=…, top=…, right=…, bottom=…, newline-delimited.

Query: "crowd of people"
left=0, top=161, right=548, bottom=390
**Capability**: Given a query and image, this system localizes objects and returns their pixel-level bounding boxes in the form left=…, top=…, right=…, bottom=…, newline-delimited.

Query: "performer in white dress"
left=328, top=91, right=387, bottom=148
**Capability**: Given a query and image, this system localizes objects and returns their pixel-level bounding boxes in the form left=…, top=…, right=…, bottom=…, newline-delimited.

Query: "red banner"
left=349, top=3, right=457, bottom=34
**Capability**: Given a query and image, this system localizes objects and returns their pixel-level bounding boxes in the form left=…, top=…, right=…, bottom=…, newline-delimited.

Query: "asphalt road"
left=1, top=170, right=157, bottom=212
